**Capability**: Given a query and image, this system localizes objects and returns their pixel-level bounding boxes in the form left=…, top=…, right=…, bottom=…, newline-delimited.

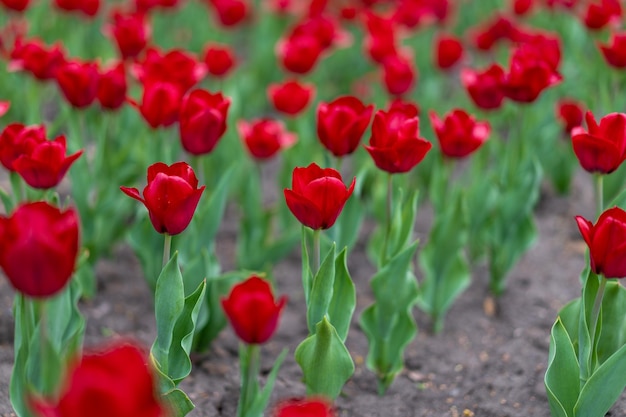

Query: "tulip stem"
left=381, top=173, right=393, bottom=265
left=589, top=276, right=607, bottom=373
left=237, top=343, right=260, bottom=417
left=313, top=229, right=321, bottom=275
left=162, top=234, right=172, bottom=268
left=595, top=174, right=604, bottom=218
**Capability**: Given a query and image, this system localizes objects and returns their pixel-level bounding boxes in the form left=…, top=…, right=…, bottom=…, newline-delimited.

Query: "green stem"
left=595, top=174, right=604, bottom=218
left=313, top=229, right=321, bottom=275
left=589, top=276, right=607, bottom=368
left=162, top=234, right=172, bottom=269
left=381, top=173, right=393, bottom=265
left=237, top=343, right=260, bottom=417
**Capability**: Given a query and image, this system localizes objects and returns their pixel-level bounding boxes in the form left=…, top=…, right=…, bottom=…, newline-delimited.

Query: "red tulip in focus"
left=284, top=163, right=356, bottom=230
left=555, top=99, right=584, bottom=134
left=365, top=102, right=432, bottom=173
left=502, top=44, right=561, bottom=103
left=1, top=0, right=30, bottom=12
left=106, top=11, right=150, bottom=60
left=571, top=111, right=626, bottom=174
left=54, top=0, right=100, bottom=16
left=30, top=342, right=166, bottom=417
left=268, top=79, right=315, bottom=116
left=382, top=53, right=415, bottom=96
left=461, top=64, right=505, bottom=110
left=132, top=81, right=185, bottom=129
left=204, top=44, right=236, bottom=77
left=599, top=33, right=626, bottom=68
left=278, top=32, right=323, bottom=74
left=576, top=207, right=626, bottom=279
left=238, top=118, right=297, bottom=160
left=121, top=162, right=205, bottom=235
left=221, top=276, right=286, bottom=345
left=273, top=398, right=335, bottom=417
left=429, top=109, right=490, bottom=159
left=434, top=34, right=463, bottom=70
left=13, top=135, right=83, bottom=189
left=178, top=89, right=230, bottom=155
left=0, top=202, right=79, bottom=298
left=97, top=62, right=127, bottom=110
left=8, top=38, right=66, bottom=81
left=583, top=0, right=621, bottom=30
left=55, top=59, right=100, bottom=109
left=0, top=123, right=46, bottom=171
left=317, top=96, right=373, bottom=157
left=209, top=0, right=248, bottom=27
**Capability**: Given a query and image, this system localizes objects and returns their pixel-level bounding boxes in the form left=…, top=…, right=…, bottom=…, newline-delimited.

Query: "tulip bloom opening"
left=576, top=207, right=626, bottom=279
left=571, top=111, right=626, bottom=174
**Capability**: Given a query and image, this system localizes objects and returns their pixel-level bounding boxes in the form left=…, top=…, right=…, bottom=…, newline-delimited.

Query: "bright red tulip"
left=513, top=0, right=533, bottom=15
left=238, top=118, right=297, bottom=160
left=365, top=102, right=432, bottom=173
left=132, top=81, right=185, bottom=129
left=121, top=162, right=205, bottom=235
left=1, top=0, right=30, bottom=12
left=434, top=34, right=463, bottom=70
left=583, top=0, right=621, bottom=30
left=382, top=53, right=416, bottom=96
left=571, top=111, right=626, bottom=174
left=13, top=135, right=83, bottom=189
left=576, top=207, right=626, bottom=279
left=317, top=96, right=373, bottom=157
left=97, top=62, right=127, bottom=110
left=599, top=33, right=626, bottom=68
left=502, top=44, right=561, bottom=103
left=364, top=12, right=397, bottom=64
left=8, top=38, right=66, bottom=81
left=273, top=398, right=335, bottom=417
left=461, top=64, right=505, bottom=110
left=133, top=47, right=206, bottom=92
left=221, top=276, right=286, bottom=345
left=30, top=342, right=166, bottom=417
left=278, top=32, right=323, bottom=74
left=470, top=14, right=522, bottom=51
left=203, top=44, right=236, bottom=77
left=178, top=89, right=230, bottom=155
left=106, top=11, right=150, bottom=60
left=209, top=0, right=248, bottom=26
left=0, top=123, right=47, bottom=171
left=429, top=109, right=490, bottom=159
left=555, top=99, right=584, bottom=134
left=54, top=0, right=100, bottom=16
left=0, top=202, right=79, bottom=298
left=55, top=59, right=100, bottom=109
left=284, top=163, right=355, bottom=230
left=268, top=79, right=315, bottom=116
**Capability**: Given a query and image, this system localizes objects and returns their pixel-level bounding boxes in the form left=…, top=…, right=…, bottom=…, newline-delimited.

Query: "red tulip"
left=284, top=163, right=355, bottom=230
left=55, top=59, right=100, bottom=109
left=178, top=89, right=230, bottom=155
left=471, top=14, right=522, bottom=51
left=1, top=0, right=30, bottom=12
left=364, top=12, right=397, bottom=64
left=429, top=109, right=490, bottom=159
left=0, top=101, right=9, bottom=117
left=502, top=44, right=561, bottom=103
left=209, top=0, right=248, bottom=26
left=221, top=276, right=286, bottom=345
left=268, top=79, right=315, bottom=116
left=0, top=123, right=46, bottom=171
left=97, top=62, right=127, bottom=110
left=54, top=0, right=100, bottom=16
left=576, top=207, right=626, bottom=279
left=599, top=33, right=626, bottom=68
left=513, top=0, right=533, bottom=15
left=571, top=111, right=626, bottom=174
left=132, top=81, right=184, bottom=129
left=121, top=162, right=205, bottom=235
left=13, top=135, right=83, bottom=189
left=278, top=32, right=323, bottom=74
left=30, top=342, right=166, bottom=417
left=583, top=0, right=621, bottom=30
left=290, top=15, right=348, bottom=50
left=434, top=34, right=463, bottom=70
left=238, top=118, right=297, bottom=160
left=365, top=102, right=432, bottom=173
left=382, top=52, right=416, bottom=96
left=0, top=202, right=79, bottom=298
left=555, top=99, right=584, bottom=134
left=203, top=44, right=236, bottom=77
left=461, top=64, right=505, bottom=110
left=106, top=11, right=150, bottom=60
left=8, top=38, right=66, bottom=81
left=133, top=47, right=206, bottom=92
left=317, top=96, right=373, bottom=157
left=273, top=398, right=335, bottom=417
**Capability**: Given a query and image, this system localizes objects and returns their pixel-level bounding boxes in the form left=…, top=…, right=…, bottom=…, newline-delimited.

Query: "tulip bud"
left=571, top=111, right=626, bottom=174
left=429, top=109, right=490, bottom=159
left=267, top=79, right=315, bottom=116
left=317, top=96, right=373, bottom=157
left=238, top=118, right=296, bottom=160
left=178, top=89, right=230, bottom=155
left=576, top=207, right=626, bottom=279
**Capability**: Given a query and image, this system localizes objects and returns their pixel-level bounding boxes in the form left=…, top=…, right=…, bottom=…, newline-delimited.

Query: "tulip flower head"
left=238, top=118, right=297, bottom=160
left=555, top=99, right=584, bottom=134
left=599, top=33, right=626, bottom=68
left=284, top=163, right=355, bottom=230
left=121, top=162, right=205, bottom=235
left=0, top=123, right=46, bottom=171
left=429, top=109, right=490, bottom=159
left=222, top=276, right=287, bottom=344
left=571, top=111, right=626, bottom=174
left=268, top=79, right=315, bottom=116
left=576, top=207, right=626, bottom=279
left=461, top=64, right=505, bottom=110
left=434, top=34, right=463, bottom=70
left=178, top=89, right=230, bottom=155
left=203, top=44, right=237, bottom=77
left=273, top=397, right=335, bottom=417
left=316, top=96, right=373, bottom=157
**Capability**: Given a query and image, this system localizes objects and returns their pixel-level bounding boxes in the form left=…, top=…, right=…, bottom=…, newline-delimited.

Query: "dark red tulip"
left=461, top=64, right=505, bottom=110
left=0, top=202, right=79, bottom=298
left=583, top=0, right=621, bottom=30
left=121, top=161, right=205, bottom=235
left=284, top=163, right=355, bottom=230
left=273, top=398, right=335, bottom=417
left=429, top=109, right=490, bottom=159
left=382, top=53, right=416, bottom=96
left=571, top=111, right=626, bottom=174
left=502, top=43, right=561, bottom=103
left=238, top=118, right=296, bottom=160
left=278, top=32, right=323, bottom=74
left=317, top=95, right=373, bottom=157
left=434, top=34, right=463, bottom=70
left=54, top=0, right=100, bottom=16
left=132, top=81, right=184, bottom=129
left=97, top=62, right=127, bottom=110
left=209, top=0, right=248, bottom=27
left=268, top=79, right=315, bottom=116
left=106, top=11, right=150, bottom=60
left=133, top=47, right=206, bottom=92
left=0, top=123, right=47, bottom=171
left=13, top=135, right=83, bottom=189
left=8, top=38, right=66, bottom=81
left=222, top=276, right=286, bottom=345
left=178, top=89, right=230, bottom=155
left=599, top=33, right=626, bottom=68
left=203, top=44, right=236, bottom=77
left=30, top=342, right=166, bottom=417
left=576, top=207, right=626, bottom=279
left=1, top=0, right=30, bottom=12
left=365, top=102, right=432, bottom=173
left=555, top=99, right=584, bottom=134
left=55, top=59, right=100, bottom=109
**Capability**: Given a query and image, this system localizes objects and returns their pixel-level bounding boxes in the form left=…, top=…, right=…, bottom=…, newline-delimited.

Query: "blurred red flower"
left=204, top=44, right=237, bottom=77
left=576, top=207, right=626, bottom=279
left=55, top=59, right=100, bottom=109
left=555, top=99, right=584, bottom=134
left=178, top=89, right=230, bottom=155
left=239, top=118, right=297, bottom=160
left=0, top=123, right=46, bottom=171
left=317, top=95, right=373, bottom=157
left=461, top=64, right=505, bottom=110
left=429, top=109, right=490, bottom=159
left=273, top=398, right=335, bottom=417
left=268, top=79, right=315, bottom=116
left=97, top=62, right=127, bottom=110
left=571, top=111, right=626, bottom=174
left=434, top=34, right=463, bottom=70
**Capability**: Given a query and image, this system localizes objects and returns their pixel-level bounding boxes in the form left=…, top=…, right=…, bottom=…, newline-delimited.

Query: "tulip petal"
left=284, top=188, right=323, bottom=230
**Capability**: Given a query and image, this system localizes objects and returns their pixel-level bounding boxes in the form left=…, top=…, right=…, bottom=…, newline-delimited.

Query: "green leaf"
left=295, top=317, right=354, bottom=400
left=578, top=271, right=598, bottom=385
left=596, top=281, right=626, bottom=364
left=545, top=318, right=580, bottom=417
left=0, top=186, right=13, bottom=214
left=307, top=244, right=336, bottom=334
left=327, top=248, right=355, bottom=342
left=389, top=189, right=419, bottom=259
left=246, top=348, right=288, bottom=417
left=162, top=388, right=195, bottom=417
left=129, top=213, right=164, bottom=292
left=333, top=193, right=366, bottom=252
